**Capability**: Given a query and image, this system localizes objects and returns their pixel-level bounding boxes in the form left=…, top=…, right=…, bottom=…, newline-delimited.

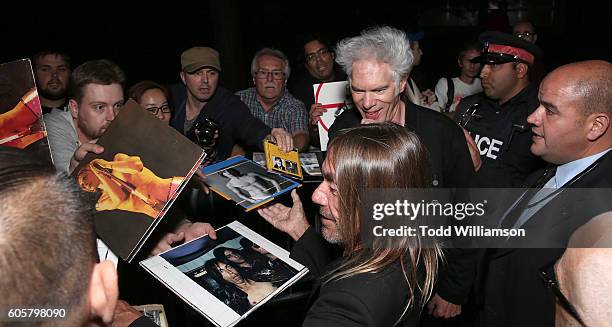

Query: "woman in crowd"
left=128, top=80, right=172, bottom=123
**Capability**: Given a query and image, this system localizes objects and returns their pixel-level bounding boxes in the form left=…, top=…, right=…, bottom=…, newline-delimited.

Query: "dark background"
left=2, top=0, right=609, bottom=93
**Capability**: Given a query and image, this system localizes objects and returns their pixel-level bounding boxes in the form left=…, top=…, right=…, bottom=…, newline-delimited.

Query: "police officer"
left=455, top=31, right=545, bottom=187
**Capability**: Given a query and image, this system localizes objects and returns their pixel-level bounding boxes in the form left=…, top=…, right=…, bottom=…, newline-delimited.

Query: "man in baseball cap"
left=180, top=46, right=221, bottom=73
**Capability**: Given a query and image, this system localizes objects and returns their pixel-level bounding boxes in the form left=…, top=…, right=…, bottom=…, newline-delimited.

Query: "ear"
left=586, top=113, right=610, bottom=142
left=179, top=71, right=186, bottom=85
left=516, top=63, right=529, bottom=79
left=88, top=261, right=119, bottom=325
left=399, top=77, right=408, bottom=94
left=69, top=99, right=79, bottom=119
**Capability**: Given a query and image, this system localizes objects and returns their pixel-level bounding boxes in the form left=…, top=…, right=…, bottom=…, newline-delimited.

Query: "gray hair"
left=250, top=47, right=291, bottom=79
left=335, top=26, right=413, bottom=91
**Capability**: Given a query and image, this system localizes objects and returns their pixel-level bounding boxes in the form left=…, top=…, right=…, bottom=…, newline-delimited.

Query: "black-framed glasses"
left=539, top=261, right=587, bottom=326
left=254, top=70, right=285, bottom=80
left=305, top=48, right=331, bottom=63
left=145, top=105, right=171, bottom=115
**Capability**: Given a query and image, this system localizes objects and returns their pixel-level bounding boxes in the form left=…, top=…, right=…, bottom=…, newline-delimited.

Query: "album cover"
left=0, top=59, right=53, bottom=164
left=72, top=99, right=206, bottom=262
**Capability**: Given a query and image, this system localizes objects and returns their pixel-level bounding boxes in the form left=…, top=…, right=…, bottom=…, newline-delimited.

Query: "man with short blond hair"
left=44, top=59, right=125, bottom=172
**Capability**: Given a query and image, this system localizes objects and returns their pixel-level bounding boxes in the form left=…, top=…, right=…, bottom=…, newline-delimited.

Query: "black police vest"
left=460, top=94, right=538, bottom=187
left=465, top=102, right=527, bottom=163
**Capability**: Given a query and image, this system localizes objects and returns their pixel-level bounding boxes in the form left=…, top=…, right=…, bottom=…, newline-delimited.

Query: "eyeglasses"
left=539, top=261, right=586, bottom=326
left=514, top=31, right=536, bottom=39
left=145, top=105, right=171, bottom=115
left=305, top=48, right=331, bottom=63
left=254, top=70, right=285, bottom=80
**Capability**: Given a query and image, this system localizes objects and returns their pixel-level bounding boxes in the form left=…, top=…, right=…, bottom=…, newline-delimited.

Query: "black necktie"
left=500, top=165, right=557, bottom=229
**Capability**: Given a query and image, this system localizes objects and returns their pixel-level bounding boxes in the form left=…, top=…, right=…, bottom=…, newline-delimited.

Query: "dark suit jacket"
left=480, top=150, right=612, bottom=326
left=290, top=227, right=420, bottom=327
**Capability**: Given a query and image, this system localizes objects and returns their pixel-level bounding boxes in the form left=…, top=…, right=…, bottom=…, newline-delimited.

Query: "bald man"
left=481, top=60, right=612, bottom=327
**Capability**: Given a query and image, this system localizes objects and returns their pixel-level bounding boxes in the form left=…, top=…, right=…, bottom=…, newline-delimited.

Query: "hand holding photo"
left=263, top=140, right=303, bottom=179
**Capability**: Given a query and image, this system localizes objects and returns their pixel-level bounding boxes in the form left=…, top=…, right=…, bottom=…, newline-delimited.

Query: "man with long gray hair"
left=259, top=123, right=441, bottom=326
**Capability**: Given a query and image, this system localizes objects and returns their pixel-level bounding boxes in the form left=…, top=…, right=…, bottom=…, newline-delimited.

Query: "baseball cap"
left=181, top=47, right=221, bottom=73
left=471, top=31, right=543, bottom=65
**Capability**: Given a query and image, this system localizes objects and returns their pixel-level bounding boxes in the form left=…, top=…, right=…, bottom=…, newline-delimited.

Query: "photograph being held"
left=220, top=168, right=281, bottom=203
left=273, top=156, right=284, bottom=170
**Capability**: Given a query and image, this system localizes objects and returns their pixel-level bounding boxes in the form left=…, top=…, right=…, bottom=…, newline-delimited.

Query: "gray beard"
left=321, top=226, right=342, bottom=244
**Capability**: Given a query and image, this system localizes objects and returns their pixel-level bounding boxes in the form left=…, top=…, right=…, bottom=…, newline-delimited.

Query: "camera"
left=187, top=118, right=219, bottom=164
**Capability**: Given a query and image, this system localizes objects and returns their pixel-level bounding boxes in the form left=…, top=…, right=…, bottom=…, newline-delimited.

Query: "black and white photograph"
left=300, top=153, right=322, bottom=176
left=272, top=156, right=285, bottom=171
left=284, top=159, right=299, bottom=175
left=203, top=156, right=300, bottom=211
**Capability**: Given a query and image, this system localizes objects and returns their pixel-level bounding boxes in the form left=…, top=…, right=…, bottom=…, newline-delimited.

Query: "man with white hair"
left=325, top=25, right=477, bottom=320
left=237, top=48, right=309, bottom=151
